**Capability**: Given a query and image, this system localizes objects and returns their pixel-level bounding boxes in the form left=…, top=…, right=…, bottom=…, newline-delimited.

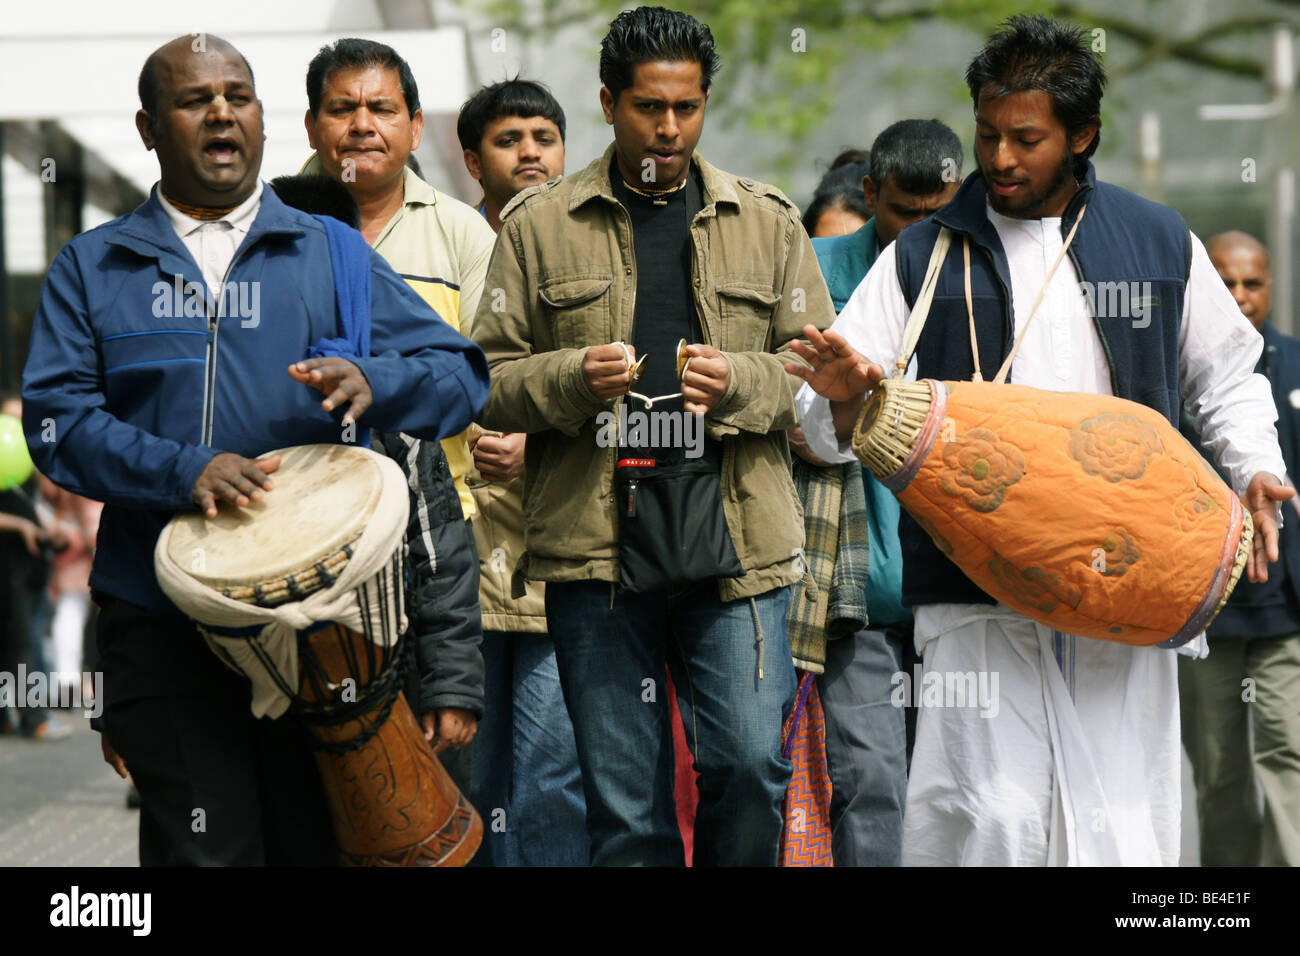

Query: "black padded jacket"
left=374, top=431, right=484, bottom=719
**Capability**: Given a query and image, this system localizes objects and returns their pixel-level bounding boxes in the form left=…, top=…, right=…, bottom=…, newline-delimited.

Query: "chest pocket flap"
left=539, top=275, right=614, bottom=349
left=716, top=282, right=780, bottom=352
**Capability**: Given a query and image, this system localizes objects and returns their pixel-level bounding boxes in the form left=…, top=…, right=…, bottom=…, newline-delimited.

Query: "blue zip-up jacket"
left=22, top=185, right=490, bottom=614
left=893, top=161, right=1191, bottom=609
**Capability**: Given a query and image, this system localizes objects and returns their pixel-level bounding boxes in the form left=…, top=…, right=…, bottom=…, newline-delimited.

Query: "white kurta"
left=797, top=203, right=1287, bottom=866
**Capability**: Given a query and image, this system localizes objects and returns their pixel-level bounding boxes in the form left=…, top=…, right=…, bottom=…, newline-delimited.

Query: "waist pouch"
left=615, top=455, right=743, bottom=593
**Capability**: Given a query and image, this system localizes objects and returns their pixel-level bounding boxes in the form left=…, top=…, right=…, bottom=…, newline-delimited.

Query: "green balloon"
left=0, top=413, right=34, bottom=490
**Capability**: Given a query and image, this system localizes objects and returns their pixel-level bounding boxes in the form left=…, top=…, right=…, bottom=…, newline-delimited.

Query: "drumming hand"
left=474, top=432, right=526, bottom=483
left=680, top=345, right=731, bottom=416
left=288, top=357, right=373, bottom=426
left=785, top=325, right=884, bottom=402
left=192, top=452, right=280, bottom=519
left=423, top=708, right=478, bottom=754
left=1242, top=472, right=1294, bottom=583
left=100, top=733, right=129, bottom=779
left=582, top=343, right=635, bottom=401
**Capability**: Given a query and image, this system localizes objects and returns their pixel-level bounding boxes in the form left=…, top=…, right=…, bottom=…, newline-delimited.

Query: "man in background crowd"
left=797, top=118, right=961, bottom=866
left=457, top=78, right=589, bottom=866
left=303, top=38, right=498, bottom=791
left=1181, top=229, right=1300, bottom=866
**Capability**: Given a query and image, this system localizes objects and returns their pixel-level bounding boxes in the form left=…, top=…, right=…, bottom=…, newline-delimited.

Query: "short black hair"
left=829, top=148, right=871, bottom=170
left=965, top=14, right=1106, bottom=178
left=599, top=6, right=721, bottom=102
left=270, top=174, right=362, bottom=230
left=306, top=38, right=420, bottom=118
left=868, top=119, right=963, bottom=196
left=457, top=79, right=567, bottom=153
left=802, top=189, right=870, bottom=237
left=138, top=40, right=256, bottom=128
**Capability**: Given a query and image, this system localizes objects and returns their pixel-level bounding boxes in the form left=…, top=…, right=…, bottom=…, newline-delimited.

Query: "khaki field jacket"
left=473, top=144, right=835, bottom=601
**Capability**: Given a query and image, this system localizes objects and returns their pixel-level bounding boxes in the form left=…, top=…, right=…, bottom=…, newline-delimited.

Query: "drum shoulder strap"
left=894, top=227, right=953, bottom=378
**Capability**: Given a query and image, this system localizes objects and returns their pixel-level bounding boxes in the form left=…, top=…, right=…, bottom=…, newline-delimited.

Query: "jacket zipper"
left=201, top=245, right=253, bottom=445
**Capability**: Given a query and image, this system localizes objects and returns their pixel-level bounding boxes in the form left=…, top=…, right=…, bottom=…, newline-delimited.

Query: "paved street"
left=0, top=715, right=137, bottom=866
left=0, top=706, right=1203, bottom=867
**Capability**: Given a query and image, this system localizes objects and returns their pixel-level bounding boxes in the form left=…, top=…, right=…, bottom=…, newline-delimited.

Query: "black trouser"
left=0, top=563, right=51, bottom=732
left=96, top=596, right=336, bottom=866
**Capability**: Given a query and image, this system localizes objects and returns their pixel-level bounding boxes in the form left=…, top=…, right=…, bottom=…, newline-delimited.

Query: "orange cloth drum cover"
left=855, top=379, right=1250, bottom=647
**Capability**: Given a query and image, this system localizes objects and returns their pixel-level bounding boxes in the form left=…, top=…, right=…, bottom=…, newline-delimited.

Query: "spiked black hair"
left=966, top=14, right=1106, bottom=177
left=599, top=6, right=721, bottom=102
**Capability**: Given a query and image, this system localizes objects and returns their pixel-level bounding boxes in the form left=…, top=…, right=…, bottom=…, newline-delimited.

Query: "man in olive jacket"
left=473, top=6, right=834, bottom=865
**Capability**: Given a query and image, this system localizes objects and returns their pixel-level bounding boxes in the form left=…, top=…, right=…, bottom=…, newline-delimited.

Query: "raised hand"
left=784, top=325, right=884, bottom=402
left=289, top=357, right=374, bottom=425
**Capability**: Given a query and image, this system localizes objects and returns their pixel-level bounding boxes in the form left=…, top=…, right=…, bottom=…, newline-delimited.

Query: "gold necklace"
left=621, top=176, right=687, bottom=206
left=164, top=192, right=241, bottom=221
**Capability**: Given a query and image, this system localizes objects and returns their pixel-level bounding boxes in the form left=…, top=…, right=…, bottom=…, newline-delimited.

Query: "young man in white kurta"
left=796, top=205, right=1286, bottom=865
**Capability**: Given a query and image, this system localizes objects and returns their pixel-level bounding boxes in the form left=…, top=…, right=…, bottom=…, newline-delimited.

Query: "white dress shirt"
left=158, top=180, right=263, bottom=301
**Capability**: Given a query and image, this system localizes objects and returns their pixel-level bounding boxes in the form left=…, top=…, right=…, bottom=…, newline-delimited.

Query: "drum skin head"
left=163, top=444, right=383, bottom=591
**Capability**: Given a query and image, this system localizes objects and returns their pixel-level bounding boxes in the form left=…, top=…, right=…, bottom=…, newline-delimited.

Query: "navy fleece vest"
left=892, top=162, right=1192, bottom=609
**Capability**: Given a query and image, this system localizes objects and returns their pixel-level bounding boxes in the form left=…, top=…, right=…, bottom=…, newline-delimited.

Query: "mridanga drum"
left=155, top=443, right=482, bottom=866
left=852, top=377, right=1251, bottom=647
left=843, top=216, right=1252, bottom=648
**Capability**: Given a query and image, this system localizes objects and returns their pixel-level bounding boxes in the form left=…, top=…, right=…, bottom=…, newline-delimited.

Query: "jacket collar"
left=568, top=142, right=741, bottom=214
left=854, top=217, right=879, bottom=260
left=934, top=159, right=1097, bottom=243
left=828, top=218, right=878, bottom=295
left=109, top=182, right=308, bottom=265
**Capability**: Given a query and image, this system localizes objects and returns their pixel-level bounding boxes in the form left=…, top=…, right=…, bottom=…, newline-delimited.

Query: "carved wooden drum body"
left=853, top=379, right=1252, bottom=647
left=156, top=443, right=482, bottom=865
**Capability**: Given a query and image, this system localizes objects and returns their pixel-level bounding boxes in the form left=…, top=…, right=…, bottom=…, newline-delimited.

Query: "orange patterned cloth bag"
left=779, top=671, right=834, bottom=866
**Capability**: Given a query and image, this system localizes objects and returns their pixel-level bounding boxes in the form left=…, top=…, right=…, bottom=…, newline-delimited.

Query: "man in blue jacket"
left=21, top=35, right=488, bottom=865
left=1180, top=230, right=1300, bottom=866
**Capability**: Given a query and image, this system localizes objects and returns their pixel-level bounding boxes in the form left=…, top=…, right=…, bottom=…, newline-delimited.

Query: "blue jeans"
left=470, top=630, right=589, bottom=866
left=547, top=580, right=796, bottom=866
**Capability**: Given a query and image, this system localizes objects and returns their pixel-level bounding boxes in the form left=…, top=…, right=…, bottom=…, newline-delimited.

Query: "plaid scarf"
left=785, top=458, right=870, bottom=673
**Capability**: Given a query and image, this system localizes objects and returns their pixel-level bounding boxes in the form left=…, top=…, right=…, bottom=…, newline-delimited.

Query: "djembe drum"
left=155, top=443, right=482, bottom=866
left=852, top=377, right=1252, bottom=647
